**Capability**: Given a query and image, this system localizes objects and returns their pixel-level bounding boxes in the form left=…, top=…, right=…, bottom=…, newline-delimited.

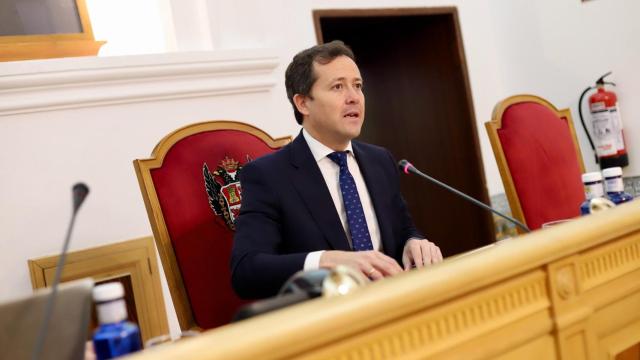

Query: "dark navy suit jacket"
left=231, top=132, right=422, bottom=299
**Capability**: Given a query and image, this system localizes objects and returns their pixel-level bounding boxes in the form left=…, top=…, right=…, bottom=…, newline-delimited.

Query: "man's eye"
left=355, top=83, right=363, bottom=90
left=332, top=84, right=343, bottom=90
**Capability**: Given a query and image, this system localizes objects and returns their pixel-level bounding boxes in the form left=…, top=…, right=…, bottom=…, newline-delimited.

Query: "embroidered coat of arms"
left=203, top=156, right=245, bottom=230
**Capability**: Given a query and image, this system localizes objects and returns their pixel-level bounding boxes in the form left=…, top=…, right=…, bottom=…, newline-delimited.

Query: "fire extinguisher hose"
left=578, top=86, right=598, bottom=164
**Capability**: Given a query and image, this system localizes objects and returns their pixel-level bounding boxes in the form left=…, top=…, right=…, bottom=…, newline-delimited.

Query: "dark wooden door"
left=314, top=8, right=495, bottom=256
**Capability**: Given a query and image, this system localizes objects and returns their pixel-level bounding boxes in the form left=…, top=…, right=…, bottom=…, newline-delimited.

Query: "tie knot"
left=327, top=151, right=349, bottom=167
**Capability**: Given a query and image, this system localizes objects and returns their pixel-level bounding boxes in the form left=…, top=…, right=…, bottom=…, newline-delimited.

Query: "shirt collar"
left=302, top=128, right=353, bottom=162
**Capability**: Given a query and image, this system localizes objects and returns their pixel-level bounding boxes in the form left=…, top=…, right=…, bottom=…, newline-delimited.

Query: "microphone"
left=32, top=183, right=90, bottom=360
left=232, top=292, right=311, bottom=322
left=231, top=269, right=328, bottom=322
left=72, top=183, right=89, bottom=214
left=232, top=266, right=368, bottom=321
left=398, top=160, right=530, bottom=233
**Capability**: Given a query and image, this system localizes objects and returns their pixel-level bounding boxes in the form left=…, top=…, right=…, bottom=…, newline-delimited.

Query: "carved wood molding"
left=579, top=235, right=640, bottom=291
left=303, top=272, right=549, bottom=359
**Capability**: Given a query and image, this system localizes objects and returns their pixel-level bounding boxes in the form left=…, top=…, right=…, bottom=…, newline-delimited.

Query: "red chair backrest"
left=497, top=101, right=584, bottom=229
left=136, top=122, right=290, bottom=330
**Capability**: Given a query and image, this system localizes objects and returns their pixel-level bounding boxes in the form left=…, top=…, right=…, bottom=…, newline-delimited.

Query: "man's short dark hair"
left=285, top=40, right=355, bottom=125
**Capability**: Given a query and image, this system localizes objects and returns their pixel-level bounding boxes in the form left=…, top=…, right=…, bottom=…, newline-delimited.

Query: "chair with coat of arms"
left=134, top=121, right=292, bottom=331
left=485, top=94, right=585, bottom=232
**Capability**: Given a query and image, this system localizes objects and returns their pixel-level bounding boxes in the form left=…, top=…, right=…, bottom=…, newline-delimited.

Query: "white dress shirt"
left=302, top=129, right=382, bottom=270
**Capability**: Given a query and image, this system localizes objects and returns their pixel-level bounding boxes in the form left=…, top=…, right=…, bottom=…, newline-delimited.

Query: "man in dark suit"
left=231, top=41, right=442, bottom=299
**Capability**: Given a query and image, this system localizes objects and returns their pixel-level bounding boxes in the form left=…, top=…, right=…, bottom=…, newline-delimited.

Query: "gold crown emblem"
left=219, top=156, right=239, bottom=171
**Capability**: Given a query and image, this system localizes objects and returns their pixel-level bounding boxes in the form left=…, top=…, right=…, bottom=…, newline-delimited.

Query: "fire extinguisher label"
left=591, top=102, right=606, bottom=112
left=591, top=103, right=617, bottom=157
left=609, top=105, right=625, bottom=152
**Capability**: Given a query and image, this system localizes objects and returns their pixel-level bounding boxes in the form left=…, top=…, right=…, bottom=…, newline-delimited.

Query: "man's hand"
left=319, top=250, right=403, bottom=280
left=402, top=238, right=443, bottom=270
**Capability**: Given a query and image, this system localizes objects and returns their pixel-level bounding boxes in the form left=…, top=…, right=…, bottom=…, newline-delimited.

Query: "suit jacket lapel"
left=288, top=133, right=351, bottom=251
left=352, top=142, right=395, bottom=257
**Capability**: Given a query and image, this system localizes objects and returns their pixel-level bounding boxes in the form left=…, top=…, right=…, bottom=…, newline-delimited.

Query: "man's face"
left=296, top=55, right=365, bottom=150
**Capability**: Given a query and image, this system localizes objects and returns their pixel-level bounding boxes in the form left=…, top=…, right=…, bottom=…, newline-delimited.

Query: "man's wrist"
left=405, top=237, right=424, bottom=246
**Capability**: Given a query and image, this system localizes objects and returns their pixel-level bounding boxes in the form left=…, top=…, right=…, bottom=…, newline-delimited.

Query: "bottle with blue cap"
left=92, top=282, right=142, bottom=359
left=580, top=172, right=606, bottom=215
left=602, top=167, right=634, bottom=205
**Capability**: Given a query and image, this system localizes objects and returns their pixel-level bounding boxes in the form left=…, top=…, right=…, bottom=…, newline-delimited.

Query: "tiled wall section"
left=489, top=193, right=519, bottom=240
left=489, top=176, right=639, bottom=240
left=623, top=176, right=640, bottom=197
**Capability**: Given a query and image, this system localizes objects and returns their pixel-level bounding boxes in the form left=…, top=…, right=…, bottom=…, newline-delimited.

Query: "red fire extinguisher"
left=579, top=71, right=629, bottom=169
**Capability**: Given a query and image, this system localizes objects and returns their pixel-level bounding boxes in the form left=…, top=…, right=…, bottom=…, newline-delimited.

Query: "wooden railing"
left=130, top=201, right=640, bottom=359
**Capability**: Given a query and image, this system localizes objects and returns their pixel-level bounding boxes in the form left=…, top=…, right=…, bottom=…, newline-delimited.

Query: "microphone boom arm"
left=32, top=183, right=89, bottom=360
left=399, top=160, right=530, bottom=234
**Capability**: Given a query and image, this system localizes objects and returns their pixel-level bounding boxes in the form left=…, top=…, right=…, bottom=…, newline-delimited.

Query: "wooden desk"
left=130, top=202, right=640, bottom=359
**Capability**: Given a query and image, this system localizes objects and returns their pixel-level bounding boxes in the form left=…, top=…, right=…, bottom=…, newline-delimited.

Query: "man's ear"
left=293, top=94, right=310, bottom=117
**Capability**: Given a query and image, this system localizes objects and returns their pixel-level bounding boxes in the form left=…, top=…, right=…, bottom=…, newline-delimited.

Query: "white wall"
left=1, top=0, right=639, bottom=337
left=86, top=0, right=171, bottom=55
left=487, top=0, right=640, bottom=179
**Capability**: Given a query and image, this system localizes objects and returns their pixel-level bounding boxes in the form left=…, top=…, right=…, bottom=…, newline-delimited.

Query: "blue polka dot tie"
left=327, top=151, right=374, bottom=251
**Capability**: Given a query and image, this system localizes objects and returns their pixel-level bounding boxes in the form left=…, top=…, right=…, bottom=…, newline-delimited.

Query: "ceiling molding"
left=0, top=50, right=280, bottom=116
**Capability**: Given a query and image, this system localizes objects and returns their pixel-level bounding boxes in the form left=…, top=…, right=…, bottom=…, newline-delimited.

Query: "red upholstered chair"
left=134, top=121, right=291, bottom=330
left=485, top=95, right=585, bottom=231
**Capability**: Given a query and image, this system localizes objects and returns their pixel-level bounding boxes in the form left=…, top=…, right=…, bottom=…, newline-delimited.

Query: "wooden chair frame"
left=28, top=236, right=168, bottom=343
left=133, top=120, right=291, bottom=331
left=485, top=94, right=585, bottom=231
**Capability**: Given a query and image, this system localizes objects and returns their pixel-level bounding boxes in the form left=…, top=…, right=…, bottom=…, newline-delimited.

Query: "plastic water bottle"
left=92, top=282, right=142, bottom=359
left=580, top=172, right=605, bottom=215
left=602, top=167, right=634, bottom=205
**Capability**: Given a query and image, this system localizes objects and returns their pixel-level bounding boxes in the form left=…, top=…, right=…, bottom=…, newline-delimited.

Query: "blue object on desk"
left=92, top=282, right=142, bottom=360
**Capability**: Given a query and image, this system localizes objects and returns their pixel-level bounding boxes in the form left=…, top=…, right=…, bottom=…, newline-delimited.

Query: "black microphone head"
left=278, top=269, right=330, bottom=298
left=72, top=183, right=89, bottom=213
left=398, top=159, right=414, bottom=174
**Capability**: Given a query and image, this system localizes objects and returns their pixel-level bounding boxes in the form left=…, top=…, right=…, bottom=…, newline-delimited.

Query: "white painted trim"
left=0, top=49, right=280, bottom=115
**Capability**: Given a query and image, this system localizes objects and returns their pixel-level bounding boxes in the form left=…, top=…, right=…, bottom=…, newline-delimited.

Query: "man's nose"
left=345, top=86, right=361, bottom=104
